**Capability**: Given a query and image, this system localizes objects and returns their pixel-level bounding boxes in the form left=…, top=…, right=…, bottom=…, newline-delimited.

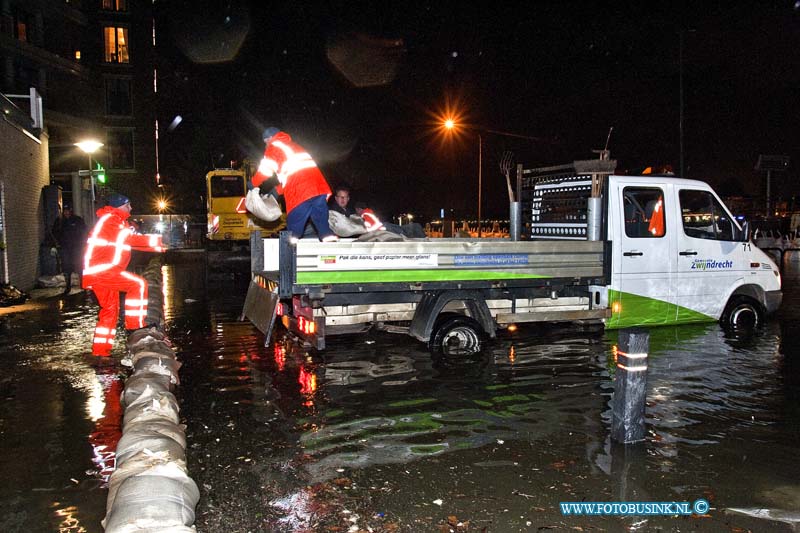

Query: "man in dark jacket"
left=328, top=184, right=356, bottom=216
left=52, top=204, right=88, bottom=294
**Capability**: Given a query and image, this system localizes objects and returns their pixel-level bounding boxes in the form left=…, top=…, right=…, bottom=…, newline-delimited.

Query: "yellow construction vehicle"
left=205, top=165, right=285, bottom=249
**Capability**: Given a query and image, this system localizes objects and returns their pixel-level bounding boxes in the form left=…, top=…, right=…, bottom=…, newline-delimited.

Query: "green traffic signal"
left=95, top=162, right=106, bottom=184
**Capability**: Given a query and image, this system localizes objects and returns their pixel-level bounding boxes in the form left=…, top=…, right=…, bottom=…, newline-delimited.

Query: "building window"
left=13, top=9, right=32, bottom=43
left=107, top=130, right=134, bottom=169
left=105, top=78, right=132, bottom=116
left=103, top=0, right=128, bottom=11
left=104, top=27, right=130, bottom=63
left=75, top=50, right=81, bottom=60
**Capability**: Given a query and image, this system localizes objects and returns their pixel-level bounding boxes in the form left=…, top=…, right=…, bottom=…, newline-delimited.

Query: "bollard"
left=611, top=328, right=649, bottom=444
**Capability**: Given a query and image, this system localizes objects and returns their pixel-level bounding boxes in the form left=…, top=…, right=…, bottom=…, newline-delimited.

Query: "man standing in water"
left=82, top=194, right=164, bottom=356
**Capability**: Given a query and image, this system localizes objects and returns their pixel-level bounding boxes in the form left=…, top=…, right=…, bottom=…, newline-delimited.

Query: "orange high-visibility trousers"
left=89, top=271, right=148, bottom=356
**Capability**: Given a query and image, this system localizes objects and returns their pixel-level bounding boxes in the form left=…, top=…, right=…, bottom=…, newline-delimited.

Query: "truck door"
left=673, top=188, right=743, bottom=321
left=610, top=183, right=673, bottom=327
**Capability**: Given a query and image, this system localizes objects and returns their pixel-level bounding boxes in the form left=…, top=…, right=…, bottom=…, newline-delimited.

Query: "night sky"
left=156, top=1, right=800, bottom=220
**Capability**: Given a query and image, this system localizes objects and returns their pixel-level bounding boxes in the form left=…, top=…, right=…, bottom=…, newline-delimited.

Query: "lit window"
left=75, top=50, right=81, bottom=60
left=104, top=27, right=130, bottom=63
left=103, top=0, right=128, bottom=11
left=16, top=21, right=27, bottom=42
left=13, top=9, right=31, bottom=42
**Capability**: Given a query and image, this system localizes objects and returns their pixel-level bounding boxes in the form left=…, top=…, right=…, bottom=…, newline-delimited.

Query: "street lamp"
left=75, top=139, right=103, bottom=218
left=441, top=119, right=548, bottom=237
left=156, top=197, right=172, bottom=236
left=443, top=120, right=483, bottom=236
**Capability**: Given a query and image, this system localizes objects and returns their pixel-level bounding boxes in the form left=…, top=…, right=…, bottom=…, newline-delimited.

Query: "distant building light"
left=75, top=50, right=81, bottom=60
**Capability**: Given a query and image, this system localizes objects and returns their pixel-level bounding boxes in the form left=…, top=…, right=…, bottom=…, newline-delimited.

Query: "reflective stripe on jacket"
left=83, top=206, right=163, bottom=287
left=251, top=131, right=331, bottom=213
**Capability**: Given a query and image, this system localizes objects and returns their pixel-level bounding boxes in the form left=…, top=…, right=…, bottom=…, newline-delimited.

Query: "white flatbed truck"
left=242, top=159, right=782, bottom=352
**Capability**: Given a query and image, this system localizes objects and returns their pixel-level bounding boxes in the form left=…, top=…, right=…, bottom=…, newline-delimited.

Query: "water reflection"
left=0, top=295, right=119, bottom=532
left=87, top=368, right=123, bottom=483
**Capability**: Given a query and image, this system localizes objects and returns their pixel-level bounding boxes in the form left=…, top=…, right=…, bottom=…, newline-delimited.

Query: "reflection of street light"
left=75, top=139, right=103, bottom=208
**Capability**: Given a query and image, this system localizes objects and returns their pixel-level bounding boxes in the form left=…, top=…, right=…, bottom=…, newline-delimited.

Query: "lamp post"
left=441, top=119, right=548, bottom=238
left=74, top=139, right=103, bottom=221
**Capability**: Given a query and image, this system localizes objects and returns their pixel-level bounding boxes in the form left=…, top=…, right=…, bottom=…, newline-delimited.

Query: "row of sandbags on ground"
left=103, top=257, right=199, bottom=532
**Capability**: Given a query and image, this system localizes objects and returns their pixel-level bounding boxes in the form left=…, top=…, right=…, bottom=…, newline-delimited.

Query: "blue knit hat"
left=262, top=127, right=280, bottom=142
left=107, top=193, right=130, bottom=208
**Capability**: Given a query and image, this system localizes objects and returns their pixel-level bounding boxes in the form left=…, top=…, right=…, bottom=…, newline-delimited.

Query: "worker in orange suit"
left=251, top=127, right=338, bottom=242
left=82, top=193, right=164, bottom=356
left=648, top=196, right=665, bottom=236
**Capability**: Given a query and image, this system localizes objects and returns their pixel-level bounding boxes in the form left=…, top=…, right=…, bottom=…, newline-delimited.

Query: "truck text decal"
left=317, top=254, right=438, bottom=269
left=690, top=259, right=734, bottom=270
left=454, top=254, right=529, bottom=266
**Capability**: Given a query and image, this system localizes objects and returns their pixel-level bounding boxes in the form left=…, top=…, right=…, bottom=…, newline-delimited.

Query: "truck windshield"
left=210, top=175, right=245, bottom=197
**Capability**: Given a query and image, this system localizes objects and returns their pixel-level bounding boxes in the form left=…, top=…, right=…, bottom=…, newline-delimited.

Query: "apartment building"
left=1, top=0, right=157, bottom=215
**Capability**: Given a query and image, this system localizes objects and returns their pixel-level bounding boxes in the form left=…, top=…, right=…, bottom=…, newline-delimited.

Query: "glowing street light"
left=439, top=115, right=550, bottom=238
left=74, top=140, right=103, bottom=154
left=442, top=117, right=483, bottom=236
left=156, top=197, right=172, bottom=235
left=74, top=139, right=104, bottom=213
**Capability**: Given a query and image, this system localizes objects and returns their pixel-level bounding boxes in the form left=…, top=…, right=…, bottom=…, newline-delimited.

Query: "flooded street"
left=2, top=256, right=800, bottom=531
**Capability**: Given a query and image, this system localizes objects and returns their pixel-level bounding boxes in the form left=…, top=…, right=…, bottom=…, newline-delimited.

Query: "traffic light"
left=95, top=162, right=106, bottom=184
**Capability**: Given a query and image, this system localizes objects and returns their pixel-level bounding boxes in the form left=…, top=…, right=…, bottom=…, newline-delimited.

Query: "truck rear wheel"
left=721, top=296, right=763, bottom=331
left=430, top=314, right=484, bottom=355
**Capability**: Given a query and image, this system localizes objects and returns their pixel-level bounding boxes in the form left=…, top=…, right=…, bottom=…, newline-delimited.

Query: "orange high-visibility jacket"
left=251, top=131, right=331, bottom=213
left=82, top=206, right=163, bottom=287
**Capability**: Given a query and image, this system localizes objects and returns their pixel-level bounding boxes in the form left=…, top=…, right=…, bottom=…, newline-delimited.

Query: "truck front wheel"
left=721, top=296, right=763, bottom=331
left=430, top=314, right=484, bottom=355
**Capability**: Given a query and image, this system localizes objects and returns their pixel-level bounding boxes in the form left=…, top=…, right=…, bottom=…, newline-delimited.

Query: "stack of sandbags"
left=103, top=257, right=199, bottom=532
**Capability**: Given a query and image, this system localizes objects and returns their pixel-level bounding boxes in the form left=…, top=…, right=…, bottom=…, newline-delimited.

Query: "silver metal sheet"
left=242, top=279, right=279, bottom=344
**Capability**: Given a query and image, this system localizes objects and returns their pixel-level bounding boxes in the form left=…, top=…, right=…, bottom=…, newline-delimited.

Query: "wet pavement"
left=1, top=256, right=800, bottom=532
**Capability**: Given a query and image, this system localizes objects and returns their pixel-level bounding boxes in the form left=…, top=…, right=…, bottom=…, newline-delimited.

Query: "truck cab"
left=605, top=175, right=781, bottom=329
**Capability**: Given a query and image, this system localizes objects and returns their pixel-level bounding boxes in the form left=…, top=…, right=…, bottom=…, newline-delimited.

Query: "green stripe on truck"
left=606, top=289, right=714, bottom=329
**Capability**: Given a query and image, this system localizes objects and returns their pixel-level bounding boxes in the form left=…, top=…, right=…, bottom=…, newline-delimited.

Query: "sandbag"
left=121, top=374, right=173, bottom=408
left=115, top=420, right=187, bottom=467
left=355, top=229, right=407, bottom=242
left=123, top=391, right=181, bottom=429
left=133, top=356, right=181, bottom=385
left=107, top=451, right=188, bottom=514
left=131, top=346, right=177, bottom=366
left=103, top=473, right=200, bottom=532
left=129, top=333, right=173, bottom=353
left=329, top=211, right=368, bottom=237
left=245, top=187, right=282, bottom=222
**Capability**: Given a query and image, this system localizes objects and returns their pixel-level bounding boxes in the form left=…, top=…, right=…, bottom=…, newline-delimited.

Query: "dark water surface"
left=1, top=258, right=799, bottom=531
